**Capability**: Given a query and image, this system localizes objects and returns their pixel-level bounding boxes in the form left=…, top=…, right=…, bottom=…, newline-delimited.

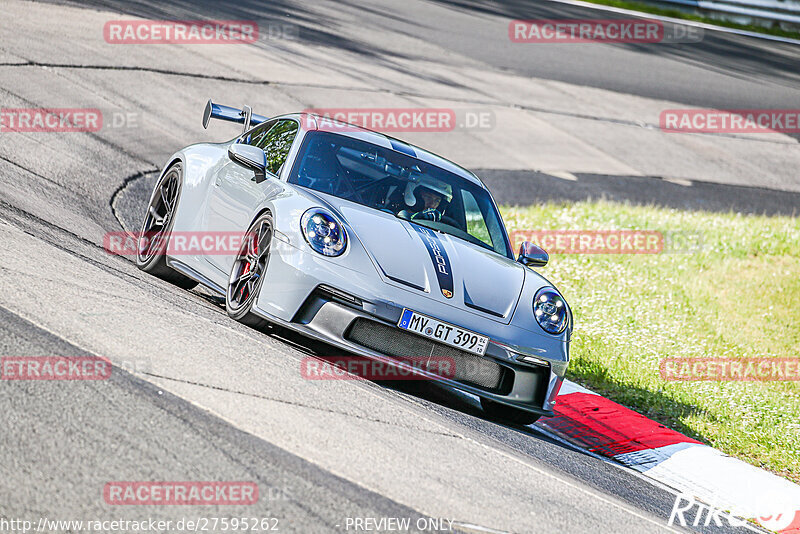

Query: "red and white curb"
left=542, top=380, right=800, bottom=532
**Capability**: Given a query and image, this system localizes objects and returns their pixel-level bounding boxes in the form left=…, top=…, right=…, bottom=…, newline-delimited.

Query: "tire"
left=225, top=211, right=273, bottom=329
left=480, top=398, right=541, bottom=426
left=135, top=163, right=198, bottom=290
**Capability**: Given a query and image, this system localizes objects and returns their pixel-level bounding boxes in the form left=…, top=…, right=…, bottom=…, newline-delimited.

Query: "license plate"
left=397, top=309, right=489, bottom=356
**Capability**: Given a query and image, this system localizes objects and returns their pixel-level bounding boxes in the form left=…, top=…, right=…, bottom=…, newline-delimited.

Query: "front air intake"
left=345, top=318, right=508, bottom=391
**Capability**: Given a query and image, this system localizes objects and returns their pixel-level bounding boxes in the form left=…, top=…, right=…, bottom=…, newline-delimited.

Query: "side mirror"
left=517, top=241, right=548, bottom=267
left=228, top=144, right=267, bottom=176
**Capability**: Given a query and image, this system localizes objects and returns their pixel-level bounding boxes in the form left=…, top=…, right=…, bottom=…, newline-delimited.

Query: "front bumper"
left=253, top=298, right=561, bottom=416
left=252, top=242, right=568, bottom=416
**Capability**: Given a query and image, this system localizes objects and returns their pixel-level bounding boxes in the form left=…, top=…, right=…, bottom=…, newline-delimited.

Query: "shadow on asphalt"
left=426, top=0, right=800, bottom=102
left=247, top=317, right=601, bottom=452
left=44, top=0, right=415, bottom=60
left=185, top=292, right=595, bottom=457
left=230, top=300, right=716, bottom=450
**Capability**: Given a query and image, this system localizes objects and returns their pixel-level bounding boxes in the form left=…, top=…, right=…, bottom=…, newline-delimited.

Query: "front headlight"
left=301, top=208, right=347, bottom=257
left=533, top=288, right=569, bottom=335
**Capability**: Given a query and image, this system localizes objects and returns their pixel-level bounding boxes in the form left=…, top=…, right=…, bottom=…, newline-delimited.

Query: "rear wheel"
left=481, top=398, right=541, bottom=426
left=135, top=163, right=197, bottom=289
left=225, top=212, right=273, bottom=329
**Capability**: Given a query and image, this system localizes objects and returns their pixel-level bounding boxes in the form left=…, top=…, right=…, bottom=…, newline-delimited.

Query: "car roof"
left=278, top=112, right=486, bottom=188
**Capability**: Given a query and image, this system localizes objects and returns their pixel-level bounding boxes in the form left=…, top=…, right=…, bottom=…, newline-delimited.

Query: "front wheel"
left=225, top=212, right=273, bottom=329
left=135, top=163, right=197, bottom=290
left=481, top=398, right=541, bottom=426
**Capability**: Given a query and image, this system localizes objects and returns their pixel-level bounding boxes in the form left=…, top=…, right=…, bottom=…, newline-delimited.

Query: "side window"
left=255, top=119, right=299, bottom=175
left=242, top=119, right=276, bottom=147
left=461, top=190, right=493, bottom=249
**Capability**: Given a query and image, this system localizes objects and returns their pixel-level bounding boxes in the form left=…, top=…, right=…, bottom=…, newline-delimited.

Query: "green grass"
left=580, top=0, right=800, bottom=40
left=500, top=201, right=800, bottom=483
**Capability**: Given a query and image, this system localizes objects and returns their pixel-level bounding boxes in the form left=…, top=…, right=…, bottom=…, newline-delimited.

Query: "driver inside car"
left=398, top=177, right=453, bottom=222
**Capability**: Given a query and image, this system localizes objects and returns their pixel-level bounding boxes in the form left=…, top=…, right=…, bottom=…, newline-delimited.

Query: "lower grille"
left=345, top=318, right=505, bottom=391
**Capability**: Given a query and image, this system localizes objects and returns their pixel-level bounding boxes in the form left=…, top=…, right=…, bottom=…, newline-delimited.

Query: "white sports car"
left=135, top=100, right=571, bottom=425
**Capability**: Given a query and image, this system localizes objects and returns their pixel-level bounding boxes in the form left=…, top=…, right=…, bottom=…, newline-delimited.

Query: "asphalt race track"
left=1, top=0, right=798, bottom=532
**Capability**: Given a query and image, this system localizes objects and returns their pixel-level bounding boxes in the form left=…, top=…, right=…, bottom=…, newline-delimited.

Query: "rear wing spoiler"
left=202, top=99, right=270, bottom=133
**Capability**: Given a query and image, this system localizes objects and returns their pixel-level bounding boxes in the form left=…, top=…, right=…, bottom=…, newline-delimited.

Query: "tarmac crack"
left=3, top=60, right=795, bottom=145
left=0, top=61, right=358, bottom=91
left=0, top=200, right=229, bottom=319
left=142, top=371, right=464, bottom=438
left=0, top=84, right=161, bottom=167
left=109, top=169, right=160, bottom=233
left=0, top=154, right=90, bottom=198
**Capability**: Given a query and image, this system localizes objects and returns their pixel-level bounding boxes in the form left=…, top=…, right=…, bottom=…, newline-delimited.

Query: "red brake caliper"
left=238, top=237, right=257, bottom=300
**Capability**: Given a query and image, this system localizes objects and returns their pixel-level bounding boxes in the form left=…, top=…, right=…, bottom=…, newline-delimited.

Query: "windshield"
left=288, top=131, right=512, bottom=257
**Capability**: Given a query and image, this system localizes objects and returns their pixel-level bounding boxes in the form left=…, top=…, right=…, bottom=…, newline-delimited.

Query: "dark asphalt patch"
left=480, top=169, right=800, bottom=216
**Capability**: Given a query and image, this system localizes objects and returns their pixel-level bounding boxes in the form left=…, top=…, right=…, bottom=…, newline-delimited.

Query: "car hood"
left=333, top=201, right=527, bottom=324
